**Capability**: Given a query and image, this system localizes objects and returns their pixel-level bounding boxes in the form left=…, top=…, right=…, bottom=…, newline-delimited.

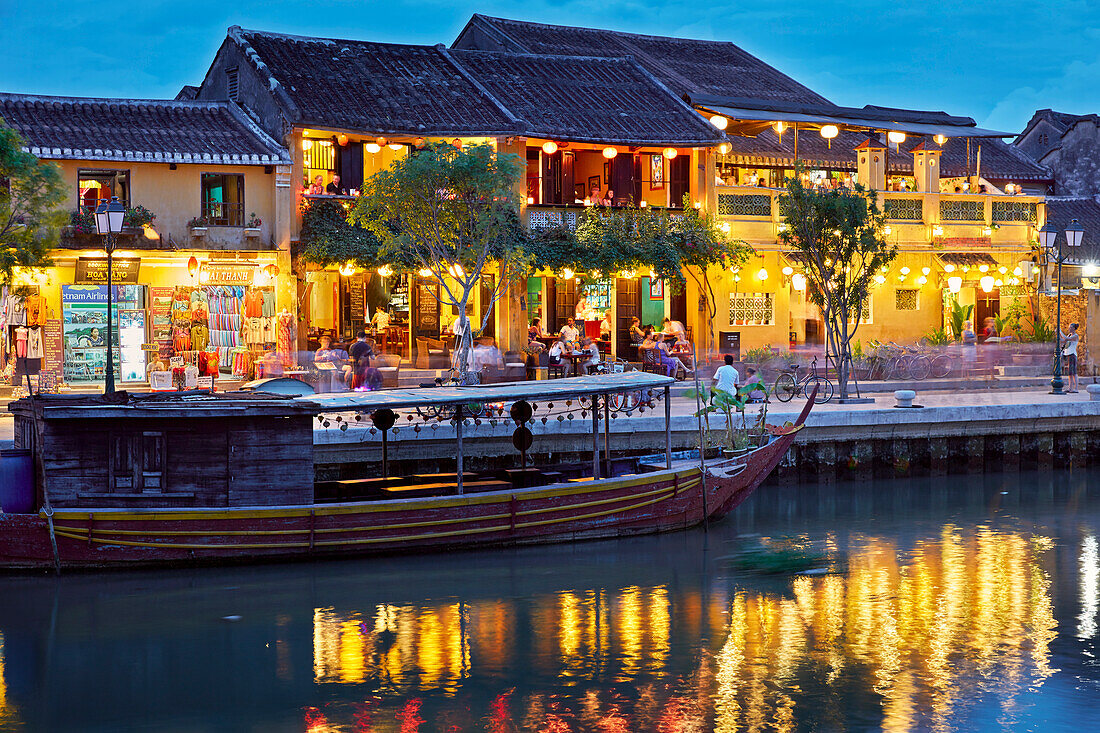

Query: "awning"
left=699, top=105, right=1014, bottom=139
left=935, top=252, right=1000, bottom=268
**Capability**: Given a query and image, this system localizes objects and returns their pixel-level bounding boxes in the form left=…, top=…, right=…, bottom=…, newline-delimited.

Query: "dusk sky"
left=2, top=0, right=1097, bottom=133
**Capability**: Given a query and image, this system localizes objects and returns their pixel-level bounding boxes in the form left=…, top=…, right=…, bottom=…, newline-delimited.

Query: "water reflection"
left=3, top=471, right=1100, bottom=731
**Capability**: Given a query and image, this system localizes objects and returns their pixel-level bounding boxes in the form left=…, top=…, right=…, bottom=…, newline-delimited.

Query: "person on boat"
left=560, top=318, right=580, bottom=351
left=653, top=333, right=679, bottom=378
left=580, top=337, right=602, bottom=373
left=712, top=354, right=740, bottom=400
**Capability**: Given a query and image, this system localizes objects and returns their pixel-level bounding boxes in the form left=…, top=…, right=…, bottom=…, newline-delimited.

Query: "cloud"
left=985, top=57, right=1100, bottom=132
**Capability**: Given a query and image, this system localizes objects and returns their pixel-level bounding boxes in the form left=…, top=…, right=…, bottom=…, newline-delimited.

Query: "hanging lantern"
left=792, top=273, right=807, bottom=290
left=602, top=147, right=618, bottom=159
left=948, top=276, right=963, bottom=293
left=265, top=264, right=278, bottom=278
left=717, top=142, right=732, bottom=155
left=932, top=225, right=944, bottom=237
left=339, top=262, right=356, bottom=277
left=917, top=275, right=927, bottom=285
left=921, top=266, right=931, bottom=276
left=757, top=268, right=769, bottom=281
left=709, top=114, right=728, bottom=131
left=542, top=141, right=558, bottom=155
left=944, top=263, right=955, bottom=273
left=899, top=266, right=910, bottom=276
left=418, top=268, right=433, bottom=278
left=820, top=124, right=839, bottom=140
left=337, top=134, right=348, bottom=146
left=781, top=266, right=794, bottom=276
left=187, top=255, right=199, bottom=278
left=874, top=274, right=886, bottom=285
left=980, top=275, right=995, bottom=293
left=561, top=268, right=574, bottom=281
left=414, top=137, right=426, bottom=147
left=388, top=143, right=404, bottom=151
left=773, top=121, right=787, bottom=134
left=998, top=266, right=1008, bottom=274
left=978, top=264, right=989, bottom=273
left=377, top=264, right=394, bottom=277
left=933, top=134, right=948, bottom=146
left=888, top=131, right=907, bottom=144
left=365, top=143, right=381, bottom=154
left=995, top=278, right=1003, bottom=287
left=662, top=147, right=677, bottom=159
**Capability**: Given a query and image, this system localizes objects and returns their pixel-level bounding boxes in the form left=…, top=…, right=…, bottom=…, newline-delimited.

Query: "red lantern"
left=265, top=264, right=278, bottom=278
left=187, top=256, right=199, bottom=278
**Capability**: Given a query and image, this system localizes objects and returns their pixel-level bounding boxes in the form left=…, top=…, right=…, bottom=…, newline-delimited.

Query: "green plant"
left=123, top=205, right=155, bottom=228
left=742, top=344, right=775, bottom=364
left=948, top=300, right=974, bottom=340
left=187, top=215, right=209, bottom=228
left=923, top=327, right=951, bottom=346
left=69, top=209, right=95, bottom=234
left=0, top=121, right=66, bottom=286
left=246, top=212, right=262, bottom=228
left=1020, top=314, right=1056, bottom=343
left=687, top=378, right=768, bottom=451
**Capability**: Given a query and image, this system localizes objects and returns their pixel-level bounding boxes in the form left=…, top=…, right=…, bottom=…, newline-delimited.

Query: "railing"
left=524, top=204, right=684, bottom=231
left=202, top=201, right=244, bottom=227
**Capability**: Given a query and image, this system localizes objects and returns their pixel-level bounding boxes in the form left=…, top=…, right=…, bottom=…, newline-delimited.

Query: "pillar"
left=495, top=135, right=529, bottom=354
left=1000, top=434, right=1021, bottom=472
left=1035, top=433, right=1054, bottom=470
left=912, top=141, right=943, bottom=193
left=273, top=163, right=296, bottom=325
left=854, top=138, right=887, bottom=191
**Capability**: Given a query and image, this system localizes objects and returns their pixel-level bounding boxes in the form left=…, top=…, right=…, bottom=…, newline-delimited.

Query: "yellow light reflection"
left=1079, top=535, right=1098, bottom=639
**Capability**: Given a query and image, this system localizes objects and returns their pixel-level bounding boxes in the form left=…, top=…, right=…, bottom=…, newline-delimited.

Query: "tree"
left=0, top=121, right=65, bottom=287
left=779, top=174, right=896, bottom=400
left=350, top=142, right=528, bottom=380
left=299, top=197, right=386, bottom=269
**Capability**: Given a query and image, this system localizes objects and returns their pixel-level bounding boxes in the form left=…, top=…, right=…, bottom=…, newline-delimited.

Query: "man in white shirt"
left=560, top=317, right=580, bottom=350
left=712, top=354, right=740, bottom=398
left=580, top=338, right=601, bottom=373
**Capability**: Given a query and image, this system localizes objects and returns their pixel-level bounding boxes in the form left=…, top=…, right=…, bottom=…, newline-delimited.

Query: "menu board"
left=389, top=276, right=409, bottom=313
left=349, top=274, right=365, bottom=321
left=417, top=281, right=439, bottom=334
left=149, top=287, right=174, bottom=360
left=42, top=319, right=63, bottom=379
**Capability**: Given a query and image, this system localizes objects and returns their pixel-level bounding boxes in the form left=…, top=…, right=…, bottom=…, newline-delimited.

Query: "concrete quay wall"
left=312, top=397, right=1100, bottom=483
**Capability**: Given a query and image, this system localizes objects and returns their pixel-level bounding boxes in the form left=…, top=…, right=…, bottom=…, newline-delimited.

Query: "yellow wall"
left=53, top=160, right=280, bottom=248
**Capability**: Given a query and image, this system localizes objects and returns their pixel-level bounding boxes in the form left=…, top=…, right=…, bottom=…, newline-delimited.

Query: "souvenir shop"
left=1, top=281, right=53, bottom=389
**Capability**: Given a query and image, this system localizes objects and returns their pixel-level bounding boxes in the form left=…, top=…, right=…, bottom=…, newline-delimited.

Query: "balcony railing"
left=524, top=203, right=683, bottom=231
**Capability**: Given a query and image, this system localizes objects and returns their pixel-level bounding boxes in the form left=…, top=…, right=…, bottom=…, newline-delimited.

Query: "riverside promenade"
left=311, top=386, right=1100, bottom=482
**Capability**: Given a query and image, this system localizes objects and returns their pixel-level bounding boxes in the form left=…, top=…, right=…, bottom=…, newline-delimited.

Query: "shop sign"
left=141, top=343, right=160, bottom=351
left=42, top=319, right=63, bottom=377
left=718, top=331, right=741, bottom=361
left=197, top=376, right=213, bottom=390
left=200, top=263, right=257, bottom=286
left=1082, top=277, right=1100, bottom=290
left=75, top=257, right=141, bottom=284
left=170, top=356, right=184, bottom=368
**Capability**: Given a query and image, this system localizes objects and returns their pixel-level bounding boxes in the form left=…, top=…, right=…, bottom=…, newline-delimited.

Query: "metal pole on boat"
left=664, top=385, right=672, bottom=470
left=591, top=394, right=600, bottom=479
left=603, top=394, right=611, bottom=466
left=455, top=404, right=465, bottom=495
left=691, top=342, right=708, bottom=527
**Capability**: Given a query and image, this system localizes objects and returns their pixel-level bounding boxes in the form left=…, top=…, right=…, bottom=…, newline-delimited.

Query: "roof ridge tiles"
left=470, top=13, right=743, bottom=47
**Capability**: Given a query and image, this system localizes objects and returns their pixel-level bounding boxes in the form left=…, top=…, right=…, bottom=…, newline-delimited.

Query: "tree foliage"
left=0, top=121, right=65, bottom=287
left=779, top=173, right=896, bottom=398
left=349, top=142, right=528, bottom=378
left=299, top=197, right=387, bottom=269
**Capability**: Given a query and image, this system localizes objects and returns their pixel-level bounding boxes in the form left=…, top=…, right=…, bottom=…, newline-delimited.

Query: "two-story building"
left=0, top=93, right=291, bottom=388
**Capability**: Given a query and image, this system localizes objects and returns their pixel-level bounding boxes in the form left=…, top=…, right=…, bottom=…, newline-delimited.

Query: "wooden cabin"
left=10, top=393, right=318, bottom=509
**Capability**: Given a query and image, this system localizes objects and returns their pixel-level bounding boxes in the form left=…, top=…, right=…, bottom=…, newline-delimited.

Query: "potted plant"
left=188, top=215, right=209, bottom=237
left=244, top=212, right=262, bottom=237
left=123, top=205, right=155, bottom=234
left=688, top=377, right=769, bottom=458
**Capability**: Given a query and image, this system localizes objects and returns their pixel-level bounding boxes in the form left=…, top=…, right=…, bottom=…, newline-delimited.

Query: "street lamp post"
left=1040, top=219, right=1084, bottom=395
left=93, top=196, right=126, bottom=393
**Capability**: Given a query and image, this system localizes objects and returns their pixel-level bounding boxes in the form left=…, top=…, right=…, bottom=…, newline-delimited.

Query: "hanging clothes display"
left=277, top=310, right=297, bottom=368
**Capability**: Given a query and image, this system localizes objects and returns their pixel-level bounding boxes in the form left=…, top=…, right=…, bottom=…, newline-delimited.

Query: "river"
left=1, top=469, right=1098, bottom=731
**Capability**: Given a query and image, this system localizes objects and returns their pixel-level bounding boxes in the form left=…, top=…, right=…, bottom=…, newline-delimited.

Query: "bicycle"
left=773, top=356, right=834, bottom=403
left=415, top=368, right=486, bottom=421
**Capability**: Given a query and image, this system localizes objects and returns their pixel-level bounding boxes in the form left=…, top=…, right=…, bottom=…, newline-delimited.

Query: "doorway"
left=615, top=278, right=641, bottom=358
left=975, top=288, right=1000, bottom=337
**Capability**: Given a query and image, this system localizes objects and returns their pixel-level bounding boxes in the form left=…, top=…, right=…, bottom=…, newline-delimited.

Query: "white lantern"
left=542, top=141, right=558, bottom=155
left=710, top=114, right=728, bottom=130
left=948, top=276, right=962, bottom=293
left=820, top=124, right=839, bottom=140
left=888, top=131, right=906, bottom=144
left=980, top=275, right=995, bottom=293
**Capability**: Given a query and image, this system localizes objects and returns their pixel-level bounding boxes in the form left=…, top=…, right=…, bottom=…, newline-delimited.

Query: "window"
left=201, top=173, right=245, bottom=226
left=226, top=67, right=239, bottom=101
left=895, top=289, right=919, bottom=311
left=729, top=292, right=774, bottom=326
left=78, top=169, right=130, bottom=214
left=1038, top=133, right=1049, bottom=146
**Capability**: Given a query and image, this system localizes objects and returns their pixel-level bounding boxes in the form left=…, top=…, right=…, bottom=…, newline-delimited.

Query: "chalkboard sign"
left=389, top=276, right=410, bottom=312
left=417, top=281, right=439, bottom=335
left=718, top=331, right=741, bottom=360
left=349, top=274, right=365, bottom=321
left=42, top=319, right=63, bottom=379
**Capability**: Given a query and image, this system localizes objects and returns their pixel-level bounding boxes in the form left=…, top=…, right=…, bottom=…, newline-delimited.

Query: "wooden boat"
left=0, top=373, right=812, bottom=570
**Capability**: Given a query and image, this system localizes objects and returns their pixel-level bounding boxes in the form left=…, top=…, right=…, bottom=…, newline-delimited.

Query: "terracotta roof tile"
left=0, top=93, right=290, bottom=164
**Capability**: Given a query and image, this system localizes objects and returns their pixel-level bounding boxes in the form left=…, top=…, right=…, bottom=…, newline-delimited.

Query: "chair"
left=374, top=353, right=400, bottom=389
left=415, top=337, right=450, bottom=369
left=502, top=351, right=526, bottom=382
left=640, top=347, right=659, bottom=374
left=480, top=365, right=503, bottom=384
left=547, top=353, right=567, bottom=379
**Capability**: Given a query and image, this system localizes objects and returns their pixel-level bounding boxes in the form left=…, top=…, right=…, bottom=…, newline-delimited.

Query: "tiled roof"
left=453, top=14, right=831, bottom=106
left=0, top=93, right=290, bottom=164
left=227, top=27, right=722, bottom=145
left=1019, top=109, right=1098, bottom=140
left=445, top=49, right=724, bottom=145
left=1044, top=197, right=1100, bottom=263
left=175, top=85, right=199, bottom=101
left=229, top=28, right=521, bottom=137
left=721, top=129, right=1051, bottom=181
left=936, top=253, right=1000, bottom=267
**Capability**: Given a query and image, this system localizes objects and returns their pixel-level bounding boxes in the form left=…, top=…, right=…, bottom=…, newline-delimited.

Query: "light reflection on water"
left=2, top=470, right=1100, bottom=731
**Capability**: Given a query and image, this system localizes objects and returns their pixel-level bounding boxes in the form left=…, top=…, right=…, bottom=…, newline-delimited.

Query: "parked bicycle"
left=773, top=356, right=834, bottom=404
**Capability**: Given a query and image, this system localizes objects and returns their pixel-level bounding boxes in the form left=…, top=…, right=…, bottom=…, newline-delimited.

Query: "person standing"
left=1061, top=322, right=1080, bottom=393
left=961, top=320, right=977, bottom=378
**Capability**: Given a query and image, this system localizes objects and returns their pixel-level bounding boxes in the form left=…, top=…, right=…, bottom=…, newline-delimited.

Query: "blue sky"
left=2, top=0, right=1097, bottom=133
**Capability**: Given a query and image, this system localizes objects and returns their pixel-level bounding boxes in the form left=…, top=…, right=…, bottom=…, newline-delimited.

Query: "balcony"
left=524, top=203, right=683, bottom=231
left=714, top=185, right=1043, bottom=248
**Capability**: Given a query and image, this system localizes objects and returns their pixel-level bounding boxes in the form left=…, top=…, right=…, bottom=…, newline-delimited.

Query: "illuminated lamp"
left=265, top=264, right=278, bottom=278
left=899, top=266, right=911, bottom=276
left=318, top=140, right=332, bottom=148
left=1084, top=263, right=1100, bottom=277
left=339, top=262, right=356, bottom=277
left=388, top=143, right=404, bottom=151
left=448, top=263, right=465, bottom=278
left=418, top=268, right=433, bottom=278
left=932, top=225, right=944, bottom=237
left=542, top=141, right=558, bottom=155
left=933, top=134, right=948, bottom=146
left=921, top=266, right=931, bottom=275
left=561, top=268, right=574, bottom=281
left=591, top=270, right=602, bottom=278
left=526, top=197, right=534, bottom=205
left=1013, top=266, right=1023, bottom=277
left=187, top=255, right=199, bottom=278
left=377, top=264, right=394, bottom=277
left=995, top=278, right=1003, bottom=287
left=733, top=274, right=741, bottom=282
left=983, top=225, right=993, bottom=236
left=777, top=222, right=788, bottom=233
left=998, top=266, right=1007, bottom=274
left=980, top=275, right=995, bottom=293
left=648, top=269, right=657, bottom=279
left=365, top=143, right=381, bottom=154
left=301, top=139, right=313, bottom=151
left=948, top=276, right=962, bottom=293
left=820, top=124, right=839, bottom=140
left=709, top=114, right=728, bottom=130
left=792, top=273, right=807, bottom=290
left=874, top=274, right=886, bottom=285
left=888, top=131, right=906, bottom=144
left=602, top=147, right=618, bottom=159
left=917, top=275, right=927, bottom=285
left=717, top=142, right=732, bottom=154
left=757, top=268, right=769, bottom=281
left=662, top=147, right=677, bottom=159
left=337, top=134, right=349, bottom=146
left=884, top=225, right=892, bottom=235
left=693, top=201, right=703, bottom=209
left=978, top=264, right=989, bottom=273
left=773, top=121, right=787, bottom=134
left=621, top=270, right=636, bottom=279
left=639, top=200, right=648, bottom=208
left=414, top=137, right=425, bottom=147
left=782, top=266, right=794, bottom=276
left=944, top=263, right=955, bottom=273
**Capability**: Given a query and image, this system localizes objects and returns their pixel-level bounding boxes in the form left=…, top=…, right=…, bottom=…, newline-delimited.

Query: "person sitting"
left=628, top=316, right=646, bottom=344
left=670, top=331, right=695, bottom=371
left=308, top=175, right=325, bottom=195
left=326, top=174, right=343, bottom=195
left=744, top=367, right=767, bottom=402
left=559, top=317, right=580, bottom=351
left=587, top=183, right=602, bottom=205
left=314, top=336, right=350, bottom=389
left=712, top=354, right=740, bottom=400
left=548, top=338, right=566, bottom=366
left=580, top=337, right=601, bottom=374
left=371, top=306, right=391, bottom=332
left=528, top=317, right=544, bottom=340
left=653, top=333, right=679, bottom=378
left=599, top=310, right=612, bottom=339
